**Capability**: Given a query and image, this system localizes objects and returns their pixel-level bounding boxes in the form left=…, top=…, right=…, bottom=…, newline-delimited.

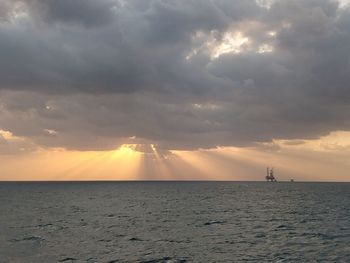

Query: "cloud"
left=0, top=129, right=37, bottom=154
left=0, top=0, right=350, bottom=152
left=28, top=0, right=119, bottom=27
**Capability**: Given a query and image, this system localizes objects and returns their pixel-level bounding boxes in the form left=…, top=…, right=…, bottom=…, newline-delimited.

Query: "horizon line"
left=0, top=180, right=349, bottom=183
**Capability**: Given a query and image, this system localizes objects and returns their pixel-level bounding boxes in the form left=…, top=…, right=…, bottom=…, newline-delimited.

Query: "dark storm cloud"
left=0, top=0, right=264, bottom=94
left=29, top=0, right=118, bottom=27
left=0, top=0, right=350, bottom=152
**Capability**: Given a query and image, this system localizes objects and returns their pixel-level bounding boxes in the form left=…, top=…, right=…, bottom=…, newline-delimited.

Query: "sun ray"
left=49, top=144, right=143, bottom=180
left=53, top=151, right=110, bottom=180
left=171, top=150, right=215, bottom=180
left=101, top=144, right=142, bottom=180
left=149, top=144, right=176, bottom=180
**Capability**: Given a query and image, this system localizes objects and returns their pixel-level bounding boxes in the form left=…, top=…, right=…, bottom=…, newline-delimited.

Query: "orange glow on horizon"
left=0, top=133, right=350, bottom=181
left=0, top=144, right=142, bottom=181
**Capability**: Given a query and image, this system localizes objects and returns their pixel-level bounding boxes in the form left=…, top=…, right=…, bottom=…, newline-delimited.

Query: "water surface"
left=0, top=182, right=349, bottom=262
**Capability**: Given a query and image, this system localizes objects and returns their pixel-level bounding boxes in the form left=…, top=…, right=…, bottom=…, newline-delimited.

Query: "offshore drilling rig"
left=265, top=167, right=277, bottom=182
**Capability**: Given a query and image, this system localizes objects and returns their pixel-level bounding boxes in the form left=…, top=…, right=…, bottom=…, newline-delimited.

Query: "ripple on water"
left=139, top=257, right=188, bottom=263
left=0, top=182, right=349, bottom=262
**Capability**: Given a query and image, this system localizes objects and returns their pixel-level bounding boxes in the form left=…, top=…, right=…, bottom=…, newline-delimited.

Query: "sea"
left=0, top=182, right=349, bottom=263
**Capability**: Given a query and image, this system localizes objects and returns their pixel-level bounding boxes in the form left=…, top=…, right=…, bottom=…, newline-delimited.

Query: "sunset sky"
left=0, top=0, right=350, bottom=181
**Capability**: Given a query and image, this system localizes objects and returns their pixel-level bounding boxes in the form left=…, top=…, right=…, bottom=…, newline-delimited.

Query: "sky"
left=0, top=0, right=350, bottom=181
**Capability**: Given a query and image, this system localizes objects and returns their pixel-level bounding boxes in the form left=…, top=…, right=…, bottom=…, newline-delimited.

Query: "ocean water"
left=0, top=182, right=349, bottom=263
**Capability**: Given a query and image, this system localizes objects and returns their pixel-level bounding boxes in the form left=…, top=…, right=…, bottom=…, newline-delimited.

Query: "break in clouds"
left=0, top=0, right=350, bottom=153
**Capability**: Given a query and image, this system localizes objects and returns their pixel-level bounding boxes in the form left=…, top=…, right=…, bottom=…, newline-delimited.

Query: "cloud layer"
left=0, top=0, right=350, bottom=152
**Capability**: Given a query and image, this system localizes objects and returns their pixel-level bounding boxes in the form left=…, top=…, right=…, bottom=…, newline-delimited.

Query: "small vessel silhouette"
left=265, top=167, right=277, bottom=182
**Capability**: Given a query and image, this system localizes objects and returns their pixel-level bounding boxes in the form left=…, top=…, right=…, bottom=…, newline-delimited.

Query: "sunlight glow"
left=149, top=144, right=174, bottom=180
left=185, top=29, right=278, bottom=61
left=112, top=144, right=137, bottom=157
left=172, top=150, right=241, bottom=180
left=338, top=0, right=350, bottom=8
left=1, top=134, right=350, bottom=181
left=0, top=130, right=14, bottom=140
left=0, top=129, right=23, bottom=141
left=185, top=30, right=250, bottom=61
left=211, top=32, right=250, bottom=59
left=2, top=144, right=144, bottom=181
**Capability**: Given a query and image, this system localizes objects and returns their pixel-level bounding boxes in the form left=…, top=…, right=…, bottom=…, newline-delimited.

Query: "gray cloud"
left=0, top=0, right=350, bottom=152
left=29, top=0, right=118, bottom=27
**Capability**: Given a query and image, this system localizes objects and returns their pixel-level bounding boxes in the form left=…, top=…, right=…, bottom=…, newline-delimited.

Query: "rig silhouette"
left=265, top=167, right=277, bottom=182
